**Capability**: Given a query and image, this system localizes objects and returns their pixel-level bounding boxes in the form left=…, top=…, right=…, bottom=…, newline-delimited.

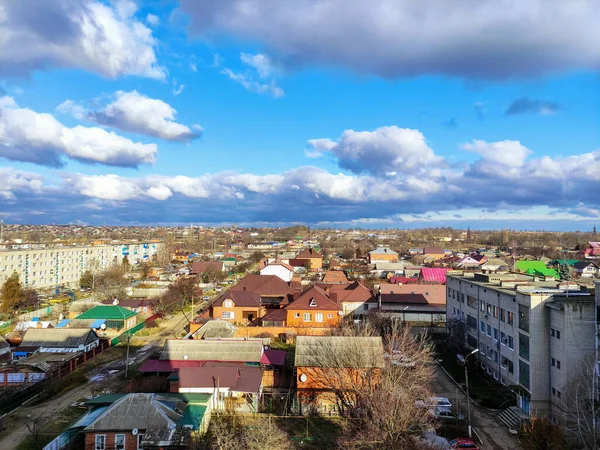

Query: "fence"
left=110, top=320, right=146, bottom=346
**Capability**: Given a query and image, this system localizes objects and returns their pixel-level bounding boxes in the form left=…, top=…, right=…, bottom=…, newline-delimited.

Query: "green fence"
left=110, top=320, right=146, bottom=346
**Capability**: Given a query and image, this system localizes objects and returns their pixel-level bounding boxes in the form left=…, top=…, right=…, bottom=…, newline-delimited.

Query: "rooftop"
left=76, top=305, right=137, bottom=320
left=295, top=336, right=385, bottom=368
left=160, top=339, right=264, bottom=363
left=20, top=328, right=99, bottom=349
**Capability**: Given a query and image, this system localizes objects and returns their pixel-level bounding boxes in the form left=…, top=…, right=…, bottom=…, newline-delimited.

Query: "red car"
left=448, top=438, right=479, bottom=449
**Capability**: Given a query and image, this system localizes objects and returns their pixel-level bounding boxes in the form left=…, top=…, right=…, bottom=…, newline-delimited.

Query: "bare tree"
left=25, top=415, right=47, bottom=445
left=563, top=356, right=599, bottom=449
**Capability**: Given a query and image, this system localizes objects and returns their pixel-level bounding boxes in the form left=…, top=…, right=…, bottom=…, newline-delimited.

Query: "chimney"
left=243, top=286, right=247, bottom=291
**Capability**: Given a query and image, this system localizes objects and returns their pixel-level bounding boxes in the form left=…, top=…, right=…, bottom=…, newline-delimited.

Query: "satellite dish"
left=299, top=374, right=307, bottom=383
left=113, top=298, right=119, bottom=305
left=263, top=345, right=270, bottom=351
left=184, top=355, right=188, bottom=360
left=337, top=311, right=343, bottom=316
left=78, top=344, right=85, bottom=351
left=100, top=323, right=107, bottom=330
left=132, top=428, right=139, bottom=436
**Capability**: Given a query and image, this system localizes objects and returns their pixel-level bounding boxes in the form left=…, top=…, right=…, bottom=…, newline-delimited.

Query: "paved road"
left=431, top=365, right=521, bottom=450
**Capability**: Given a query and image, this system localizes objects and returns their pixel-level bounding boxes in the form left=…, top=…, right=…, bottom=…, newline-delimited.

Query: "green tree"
left=1, top=272, right=23, bottom=313
left=559, top=262, right=572, bottom=281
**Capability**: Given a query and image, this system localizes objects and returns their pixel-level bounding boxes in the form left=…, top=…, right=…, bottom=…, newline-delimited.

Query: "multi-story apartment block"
left=0, top=242, right=162, bottom=290
left=447, top=272, right=595, bottom=423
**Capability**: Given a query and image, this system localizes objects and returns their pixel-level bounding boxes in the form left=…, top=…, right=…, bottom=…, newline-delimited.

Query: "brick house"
left=285, top=286, right=341, bottom=327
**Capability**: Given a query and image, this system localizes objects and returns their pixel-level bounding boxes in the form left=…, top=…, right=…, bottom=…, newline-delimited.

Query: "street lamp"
left=402, top=306, right=409, bottom=324
left=465, top=348, right=479, bottom=438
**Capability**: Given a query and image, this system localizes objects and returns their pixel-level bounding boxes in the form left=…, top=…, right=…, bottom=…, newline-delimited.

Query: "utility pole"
left=0, top=219, right=4, bottom=242
left=465, top=349, right=479, bottom=438
left=124, top=334, right=131, bottom=378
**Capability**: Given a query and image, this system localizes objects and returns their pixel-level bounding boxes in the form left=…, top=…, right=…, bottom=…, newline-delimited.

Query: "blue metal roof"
left=90, top=319, right=106, bottom=328
left=56, top=319, right=71, bottom=328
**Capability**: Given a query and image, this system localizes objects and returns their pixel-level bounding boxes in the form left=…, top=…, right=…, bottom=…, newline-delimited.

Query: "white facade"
left=0, top=242, right=162, bottom=290
left=260, top=263, right=293, bottom=282
left=446, top=272, right=595, bottom=421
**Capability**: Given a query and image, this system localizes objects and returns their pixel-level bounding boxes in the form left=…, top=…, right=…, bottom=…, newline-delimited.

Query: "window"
left=303, top=313, right=312, bottom=322
left=115, top=434, right=125, bottom=450
left=95, top=435, right=106, bottom=450
left=557, top=390, right=561, bottom=399
left=486, top=303, right=492, bottom=315
left=556, top=330, right=560, bottom=339
left=221, top=311, right=234, bottom=319
left=500, top=308, right=506, bottom=322
left=480, top=321, right=485, bottom=333
left=327, top=313, right=333, bottom=318
left=294, top=313, right=300, bottom=318
left=552, top=387, right=556, bottom=395
left=224, top=300, right=233, bottom=308
left=480, top=301, right=485, bottom=312
left=507, top=312, right=514, bottom=325
left=493, top=328, right=499, bottom=341
left=467, top=295, right=477, bottom=308
left=508, top=335, right=514, bottom=350
left=137, top=434, right=144, bottom=450
left=364, top=303, right=370, bottom=311
left=309, top=298, right=317, bottom=307
left=556, top=360, right=561, bottom=369
left=315, top=313, right=324, bottom=322
left=500, top=331, right=506, bottom=345
left=551, top=358, right=556, bottom=367
left=486, top=324, right=492, bottom=336
left=551, top=328, right=555, bottom=337
left=493, top=306, right=498, bottom=318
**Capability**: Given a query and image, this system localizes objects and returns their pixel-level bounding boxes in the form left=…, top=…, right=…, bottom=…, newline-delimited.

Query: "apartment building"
left=447, top=272, right=595, bottom=422
left=0, top=242, right=162, bottom=290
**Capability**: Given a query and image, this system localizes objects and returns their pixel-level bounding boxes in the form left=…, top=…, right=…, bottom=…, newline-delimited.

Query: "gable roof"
left=212, top=290, right=261, bottom=307
left=178, top=364, right=263, bottom=393
left=327, top=281, right=374, bottom=303
left=262, top=259, right=294, bottom=272
left=286, top=286, right=341, bottom=311
left=21, top=328, right=99, bottom=349
left=322, top=271, right=349, bottom=284
left=369, top=247, right=398, bottom=256
left=190, top=261, right=224, bottom=274
left=515, top=260, right=559, bottom=278
left=85, top=393, right=183, bottom=431
left=233, top=274, right=297, bottom=298
left=380, top=293, right=429, bottom=304
left=574, top=261, right=599, bottom=270
left=295, top=336, right=384, bottom=368
left=296, top=248, right=322, bottom=259
left=76, top=305, right=137, bottom=320
left=160, top=339, right=264, bottom=363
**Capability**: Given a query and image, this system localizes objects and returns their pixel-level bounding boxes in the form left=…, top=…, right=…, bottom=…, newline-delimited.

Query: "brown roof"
left=286, top=286, right=341, bottom=311
left=322, top=271, right=349, bottom=284
left=423, top=247, right=445, bottom=255
left=261, top=308, right=287, bottom=322
left=213, top=290, right=261, bottom=307
left=377, top=284, right=445, bottom=305
left=264, top=259, right=294, bottom=272
left=178, top=363, right=263, bottom=393
left=233, top=274, right=297, bottom=298
left=191, top=261, right=224, bottom=274
left=327, top=281, right=374, bottom=303
left=296, top=248, right=322, bottom=259
left=101, top=298, right=157, bottom=308
left=380, top=293, right=428, bottom=304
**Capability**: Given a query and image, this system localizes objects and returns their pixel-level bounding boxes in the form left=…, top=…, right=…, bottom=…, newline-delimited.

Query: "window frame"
left=95, top=434, right=106, bottom=450
left=115, top=434, right=126, bottom=450
left=221, top=311, right=234, bottom=319
left=303, top=313, right=312, bottom=322
left=315, top=313, right=324, bottom=322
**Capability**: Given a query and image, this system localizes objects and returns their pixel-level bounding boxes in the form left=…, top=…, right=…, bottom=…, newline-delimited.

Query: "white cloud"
left=0, top=95, right=16, bottom=108
left=0, top=167, right=44, bottom=200
left=240, top=53, right=273, bottom=78
left=190, top=62, right=197, bottom=72
left=180, top=0, right=600, bottom=80
left=172, top=84, right=185, bottom=96
left=464, top=140, right=532, bottom=177
left=221, top=67, right=284, bottom=98
left=0, top=97, right=156, bottom=167
left=88, top=90, right=201, bottom=141
left=146, top=13, right=159, bottom=26
left=0, top=0, right=165, bottom=79
left=56, top=100, right=85, bottom=120
left=307, top=126, right=444, bottom=176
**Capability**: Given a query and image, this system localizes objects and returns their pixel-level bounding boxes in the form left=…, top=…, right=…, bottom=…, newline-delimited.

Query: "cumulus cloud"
left=87, top=90, right=201, bottom=142
left=146, top=13, right=159, bottom=26
left=0, top=0, right=165, bottom=79
left=0, top=97, right=156, bottom=168
left=180, top=0, right=600, bottom=80
left=464, top=140, right=532, bottom=177
left=505, top=97, right=561, bottom=115
left=240, top=53, right=274, bottom=78
left=306, top=126, right=445, bottom=176
left=0, top=167, right=44, bottom=200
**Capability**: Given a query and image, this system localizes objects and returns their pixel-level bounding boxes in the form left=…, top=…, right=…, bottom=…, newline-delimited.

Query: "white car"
left=415, top=396, right=453, bottom=409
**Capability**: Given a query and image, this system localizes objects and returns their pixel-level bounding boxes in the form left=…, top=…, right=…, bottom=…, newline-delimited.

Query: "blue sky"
left=1, top=0, right=599, bottom=230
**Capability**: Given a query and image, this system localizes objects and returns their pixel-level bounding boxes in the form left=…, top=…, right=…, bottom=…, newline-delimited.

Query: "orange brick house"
left=211, top=290, right=262, bottom=323
left=285, top=286, right=341, bottom=327
left=293, top=248, right=323, bottom=270
left=295, top=336, right=384, bottom=414
left=368, top=247, right=399, bottom=264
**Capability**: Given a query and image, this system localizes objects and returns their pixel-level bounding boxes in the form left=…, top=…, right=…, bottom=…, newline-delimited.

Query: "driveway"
left=431, top=366, right=521, bottom=450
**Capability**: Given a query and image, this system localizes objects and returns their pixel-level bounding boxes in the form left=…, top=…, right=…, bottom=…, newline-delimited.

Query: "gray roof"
left=295, top=336, right=385, bottom=368
left=190, top=320, right=236, bottom=339
left=369, top=247, right=398, bottom=255
left=374, top=262, right=405, bottom=271
left=160, top=339, right=263, bottom=363
left=85, top=393, right=183, bottom=431
left=20, top=328, right=99, bottom=349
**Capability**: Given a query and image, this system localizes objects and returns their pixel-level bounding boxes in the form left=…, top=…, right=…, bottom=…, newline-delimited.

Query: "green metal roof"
left=550, top=259, right=580, bottom=266
left=178, top=404, right=209, bottom=430
left=516, top=260, right=559, bottom=278
left=76, top=305, right=137, bottom=320
left=86, top=393, right=212, bottom=406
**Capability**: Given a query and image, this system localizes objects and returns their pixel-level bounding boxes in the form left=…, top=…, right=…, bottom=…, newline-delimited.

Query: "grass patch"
left=277, top=416, right=344, bottom=449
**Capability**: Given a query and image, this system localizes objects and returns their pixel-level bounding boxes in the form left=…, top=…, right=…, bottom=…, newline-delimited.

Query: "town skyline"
left=1, top=1, right=600, bottom=230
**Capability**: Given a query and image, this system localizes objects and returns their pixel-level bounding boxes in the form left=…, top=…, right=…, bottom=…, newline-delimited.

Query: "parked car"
left=416, top=396, right=453, bottom=409
left=202, top=296, right=210, bottom=301
left=429, top=407, right=465, bottom=421
left=448, top=438, right=479, bottom=449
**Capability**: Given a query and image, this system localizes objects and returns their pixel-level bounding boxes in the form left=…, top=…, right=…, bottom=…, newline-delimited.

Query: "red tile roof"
left=234, top=275, right=297, bottom=298
left=190, top=261, right=224, bottom=274
left=212, top=290, right=261, bottom=307
left=378, top=283, right=446, bottom=305
left=322, top=271, right=349, bottom=284
left=261, top=308, right=287, bottom=322
left=296, top=248, right=322, bottom=259
left=326, top=281, right=374, bottom=303
left=264, top=259, right=294, bottom=272
left=389, top=276, right=418, bottom=285
left=423, top=247, right=445, bottom=255
left=260, top=349, right=286, bottom=366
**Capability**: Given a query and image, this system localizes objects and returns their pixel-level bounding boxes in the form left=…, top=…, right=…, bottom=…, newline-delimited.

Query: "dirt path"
left=431, top=366, right=521, bottom=450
